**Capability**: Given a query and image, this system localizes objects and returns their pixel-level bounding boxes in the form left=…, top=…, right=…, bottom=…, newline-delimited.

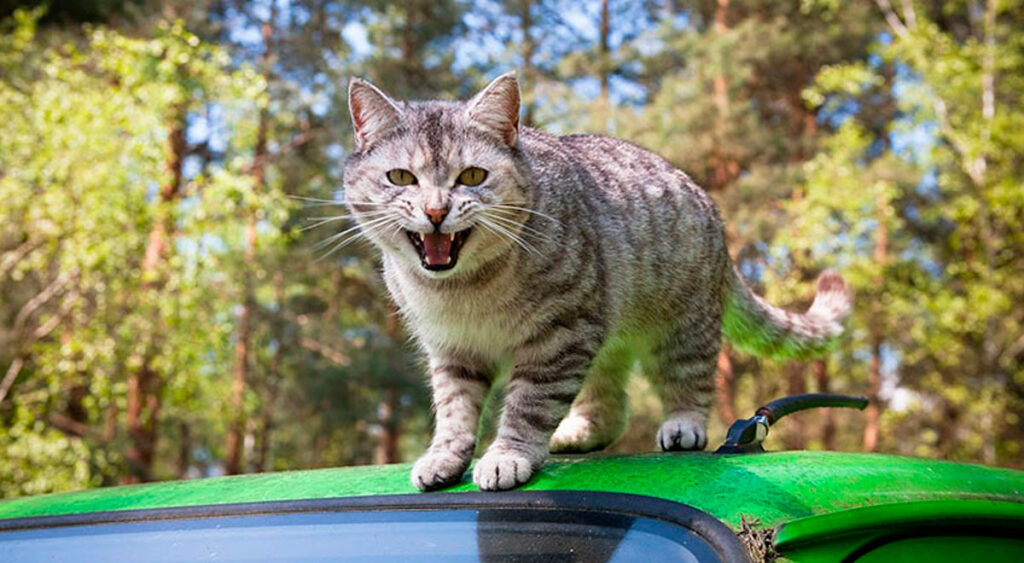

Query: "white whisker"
left=288, top=195, right=338, bottom=203
left=342, top=200, right=391, bottom=207
left=312, top=215, right=394, bottom=250
left=490, top=203, right=561, bottom=225
left=477, top=216, right=541, bottom=256
left=316, top=217, right=399, bottom=261
left=301, top=210, right=392, bottom=232
left=301, top=218, right=343, bottom=232
left=295, top=200, right=347, bottom=208
left=484, top=210, right=557, bottom=244
left=485, top=218, right=551, bottom=246
left=288, top=195, right=393, bottom=210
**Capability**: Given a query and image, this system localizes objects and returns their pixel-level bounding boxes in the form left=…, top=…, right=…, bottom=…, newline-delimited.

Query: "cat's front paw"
left=472, top=449, right=540, bottom=491
left=657, top=413, right=708, bottom=451
left=411, top=449, right=472, bottom=491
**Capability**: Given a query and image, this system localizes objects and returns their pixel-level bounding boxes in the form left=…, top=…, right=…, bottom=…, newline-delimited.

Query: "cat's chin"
left=417, top=266, right=461, bottom=279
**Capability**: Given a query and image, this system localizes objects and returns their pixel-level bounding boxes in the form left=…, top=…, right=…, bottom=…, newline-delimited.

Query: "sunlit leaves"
left=0, top=9, right=273, bottom=495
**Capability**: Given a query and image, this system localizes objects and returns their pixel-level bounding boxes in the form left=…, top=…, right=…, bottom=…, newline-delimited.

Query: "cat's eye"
left=386, top=169, right=417, bottom=186
left=457, top=167, right=488, bottom=187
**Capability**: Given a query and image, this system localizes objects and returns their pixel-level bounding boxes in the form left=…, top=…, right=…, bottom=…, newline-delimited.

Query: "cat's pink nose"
left=424, top=207, right=448, bottom=226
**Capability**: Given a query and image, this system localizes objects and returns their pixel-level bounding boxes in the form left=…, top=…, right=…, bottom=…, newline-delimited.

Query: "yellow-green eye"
left=386, top=169, right=417, bottom=186
left=457, top=167, right=488, bottom=186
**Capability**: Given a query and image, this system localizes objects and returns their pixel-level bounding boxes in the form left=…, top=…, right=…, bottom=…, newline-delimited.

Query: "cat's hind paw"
left=550, top=413, right=608, bottom=453
left=411, top=450, right=471, bottom=491
left=657, top=413, right=708, bottom=451
left=472, top=449, right=539, bottom=491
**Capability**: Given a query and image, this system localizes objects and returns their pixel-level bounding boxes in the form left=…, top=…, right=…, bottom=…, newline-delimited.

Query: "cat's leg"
left=549, top=340, right=632, bottom=453
left=643, top=315, right=720, bottom=451
left=411, top=359, right=491, bottom=491
left=473, top=319, right=602, bottom=491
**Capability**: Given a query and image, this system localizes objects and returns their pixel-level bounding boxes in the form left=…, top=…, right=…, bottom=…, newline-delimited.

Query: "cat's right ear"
left=348, top=78, right=403, bottom=150
left=466, top=71, right=521, bottom=146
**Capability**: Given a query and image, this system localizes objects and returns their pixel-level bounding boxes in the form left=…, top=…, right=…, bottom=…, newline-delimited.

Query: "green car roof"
left=1, top=451, right=1022, bottom=530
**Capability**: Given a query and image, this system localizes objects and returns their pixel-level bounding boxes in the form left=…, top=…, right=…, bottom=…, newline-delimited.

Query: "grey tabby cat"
left=342, top=72, right=851, bottom=492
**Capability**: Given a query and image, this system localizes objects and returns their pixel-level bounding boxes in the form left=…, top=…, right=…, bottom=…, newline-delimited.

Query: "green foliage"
left=1, top=0, right=1022, bottom=497
left=780, top=0, right=1024, bottom=463
left=0, top=8, right=264, bottom=493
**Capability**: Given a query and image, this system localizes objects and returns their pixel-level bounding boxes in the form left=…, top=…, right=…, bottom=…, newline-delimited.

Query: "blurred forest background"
left=1, top=0, right=1022, bottom=497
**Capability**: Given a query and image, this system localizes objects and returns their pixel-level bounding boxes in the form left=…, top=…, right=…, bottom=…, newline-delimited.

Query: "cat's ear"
left=466, top=71, right=521, bottom=146
left=348, top=77, right=403, bottom=150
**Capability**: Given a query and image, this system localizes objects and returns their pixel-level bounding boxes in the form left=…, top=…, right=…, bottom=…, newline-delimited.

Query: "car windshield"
left=0, top=507, right=722, bottom=562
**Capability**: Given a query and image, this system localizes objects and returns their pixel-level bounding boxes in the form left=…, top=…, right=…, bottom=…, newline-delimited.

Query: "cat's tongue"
left=422, top=232, right=453, bottom=266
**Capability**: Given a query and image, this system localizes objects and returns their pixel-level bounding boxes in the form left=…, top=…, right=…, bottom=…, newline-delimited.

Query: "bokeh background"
left=0, top=0, right=1021, bottom=497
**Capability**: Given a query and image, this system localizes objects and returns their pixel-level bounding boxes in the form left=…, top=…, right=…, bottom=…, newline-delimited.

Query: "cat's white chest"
left=410, top=292, right=515, bottom=361
left=385, top=265, right=519, bottom=362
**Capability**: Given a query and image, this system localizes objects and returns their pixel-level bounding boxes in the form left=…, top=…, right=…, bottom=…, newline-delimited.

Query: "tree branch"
left=899, top=0, right=916, bottom=29
left=299, top=337, right=349, bottom=365
left=875, top=0, right=909, bottom=37
left=242, top=127, right=323, bottom=175
left=0, top=356, right=24, bottom=406
left=12, top=270, right=75, bottom=336
left=0, top=238, right=43, bottom=282
left=47, top=412, right=107, bottom=442
left=32, top=290, right=77, bottom=341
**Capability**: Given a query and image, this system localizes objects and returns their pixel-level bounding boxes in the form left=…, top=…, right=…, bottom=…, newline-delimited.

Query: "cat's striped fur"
left=342, top=72, right=851, bottom=491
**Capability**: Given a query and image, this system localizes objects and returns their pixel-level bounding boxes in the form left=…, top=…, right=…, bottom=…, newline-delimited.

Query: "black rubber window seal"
left=0, top=490, right=750, bottom=562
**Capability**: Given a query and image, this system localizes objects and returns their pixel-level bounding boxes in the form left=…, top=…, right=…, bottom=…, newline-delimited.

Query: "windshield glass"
left=0, top=508, right=721, bottom=562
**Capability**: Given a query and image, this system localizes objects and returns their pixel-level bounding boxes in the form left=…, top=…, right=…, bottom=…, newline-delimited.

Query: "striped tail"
left=722, top=265, right=852, bottom=360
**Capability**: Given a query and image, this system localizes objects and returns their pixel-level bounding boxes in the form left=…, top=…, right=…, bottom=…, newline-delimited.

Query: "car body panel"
left=774, top=499, right=1024, bottom=562
left=2, top=451, right=1022, bottom=531
left=852, top=536, right=1024, bottom=563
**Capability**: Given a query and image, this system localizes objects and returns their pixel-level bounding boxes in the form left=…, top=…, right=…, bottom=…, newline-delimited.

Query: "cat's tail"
left=722, top=265, right=852, bottom=360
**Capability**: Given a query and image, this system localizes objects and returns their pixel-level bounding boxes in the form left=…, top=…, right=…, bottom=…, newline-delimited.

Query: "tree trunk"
left=177, top=422, right=191, bottom=479
left=782, top=362, right=808, bottom=450
left=374, top=301, right=404, bottom=464
left=255, top=404, right=273, bottom=473
left=255, top=272, right=286, bottom=473
left=813, top=360, right=836, bottom=450
left=709, top=0, right=742, bottom=426
left=715, top=347, right=736, bottom=426
left=375, top=385, right=401, bottom=464
left=223, top=238, right=253, bottom=475
left=225, top=7, right=274, bottom=476
left=976, top=0, right=998, bottom=367
left=863, top=245, right=886, bottom=453
left=125, top=364, right=161, bottom=483
left=123, top=103, right=187, bottom=484
left=863, top=67, right=891, bottom=451
left=708, top=0, right=739, bottom=190
left=399, top=3, right=426, bottom=94
left=599, top=0, right=611, bottom=105
left=863, top=337, right=882, bottom=453
left=66, top=379, right=89, bottom=426
left=518, top=0, right=536, bottom=126
left=314, top=401, right=330, bottom=467
left=937, top=398, right=960, bottom=459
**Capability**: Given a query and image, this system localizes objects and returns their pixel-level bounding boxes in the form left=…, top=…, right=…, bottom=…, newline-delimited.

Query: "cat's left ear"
left=465, top=71, right=520, bottom=146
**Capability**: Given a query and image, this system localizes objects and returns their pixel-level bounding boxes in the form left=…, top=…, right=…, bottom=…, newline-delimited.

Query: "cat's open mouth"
left=406, top=229, right=471, bottom=271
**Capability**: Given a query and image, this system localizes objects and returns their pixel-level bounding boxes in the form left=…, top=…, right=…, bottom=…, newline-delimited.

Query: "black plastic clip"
left=715, top=393, right=868, bottom=454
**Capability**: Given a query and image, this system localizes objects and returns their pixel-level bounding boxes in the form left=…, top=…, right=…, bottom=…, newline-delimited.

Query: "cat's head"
left=341, top=72, right=531, bottom=278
